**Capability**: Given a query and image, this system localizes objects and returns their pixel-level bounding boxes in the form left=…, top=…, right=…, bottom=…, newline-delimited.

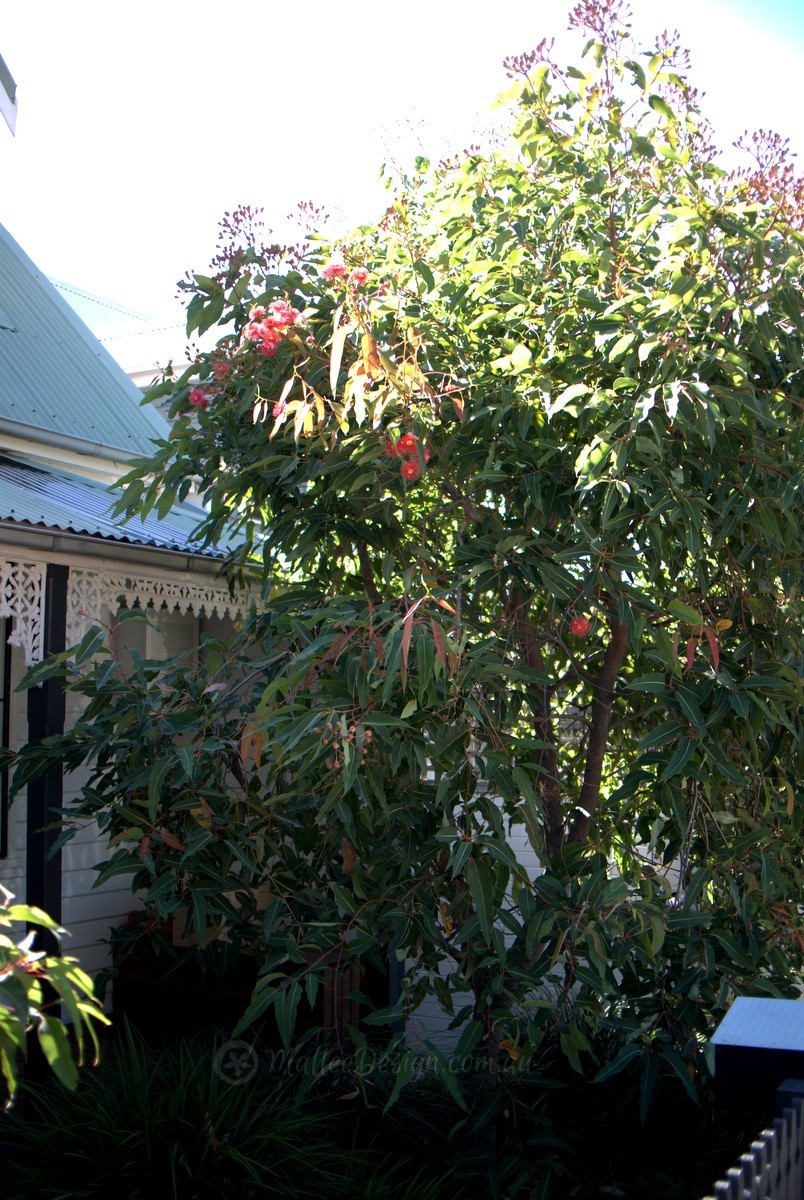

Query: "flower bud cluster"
left=314, top=718, right=373, bottom=771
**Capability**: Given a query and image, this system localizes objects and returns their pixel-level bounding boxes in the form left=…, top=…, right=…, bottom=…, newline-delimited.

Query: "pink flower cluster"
left=243, top=299, right=301, bottom=357
left=321, top=262, right=370, bottom=288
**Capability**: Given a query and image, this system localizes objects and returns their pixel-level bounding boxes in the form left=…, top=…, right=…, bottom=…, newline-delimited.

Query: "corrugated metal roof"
left=0, top=224, right=169, bottom=456
left=0, top=455, right=226, bottom=556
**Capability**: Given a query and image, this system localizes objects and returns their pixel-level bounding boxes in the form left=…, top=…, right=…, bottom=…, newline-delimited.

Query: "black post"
left=25, top=563, right=68, bottom=939
left=0, top=615, right=13, bottom=858
left=777, top=1078, right=804, bottom=1117
left=23, top=564, right=68, bottom=1089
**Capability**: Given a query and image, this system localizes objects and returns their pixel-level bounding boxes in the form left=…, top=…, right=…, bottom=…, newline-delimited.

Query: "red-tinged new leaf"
left=401, top=609, right=414, bottom=684
left=400, top=597, right=425, bottom=688
left=430, top=617, right=447, bottom=670
left=239, top=726, right=264, bottom=768
left=361, top=333, right=381, bottom=379
left=159, top=830, right=187, bottom=853
left=684, top=635, right=696, bottom=673
left=434, top=597, right=457, bottom=616
left=323, top=630, right=355, bottom=664
left=341, top=840, right=357, bottom=874
left=704, top=625, right=720, bottom=672
left=138, top=836, right=150, bottom=862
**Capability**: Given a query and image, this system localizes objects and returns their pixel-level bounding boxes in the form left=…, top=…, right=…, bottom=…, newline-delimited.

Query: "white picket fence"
left=703, top=1095, right=803, bottom=1200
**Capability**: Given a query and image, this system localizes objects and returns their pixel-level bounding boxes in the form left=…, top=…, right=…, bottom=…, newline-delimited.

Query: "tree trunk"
left=505, top=586, right=565, bottom=858
left=567, top=617, right=629, bottom=844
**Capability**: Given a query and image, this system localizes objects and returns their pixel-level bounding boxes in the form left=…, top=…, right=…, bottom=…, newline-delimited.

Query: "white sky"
left=1, top=0, right=803, bottom=321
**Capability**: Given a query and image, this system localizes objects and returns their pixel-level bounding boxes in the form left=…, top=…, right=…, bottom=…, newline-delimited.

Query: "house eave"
left=0, top=521, right=230, bottom=577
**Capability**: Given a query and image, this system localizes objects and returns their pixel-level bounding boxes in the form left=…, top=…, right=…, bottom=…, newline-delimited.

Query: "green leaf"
left=275, top=981, right=302, bottom=1051
left=626, top=674, right=669, bottom=694
left=546, top=383, right=590, bottom=418
left=639, top=1056, right=659, bottom=1122
left=383, top=1049, right=416, bottom=1112
left=37, top=1017, right=78, bottom=1090
left=147, top=756, right=172, bottom=820
left=424, top=1042, right=468, bottom=1111
left=625, top=59, right=647, bottom=91
left=637, top=720, right=685, bottom=753
left=465, top=857, right=495, bottom=945
left=72, top=626, right=108, bottom=664
left=232, top=974, right=284, bottom=1036
left=648, top=94, right=675, bottom=120
left=668, top=601, right=703, bottom=625
left=176, top=745, right=195, bottom=780
left=454, top=1018, right=483, bottom=1064
left=660, top=736, right=695, bottom=780
left=594, top=1042, right=641, bottom=1083
left=196, top=288, right=225, bottom=336
left=510, top=344, right=532, bottom=371
left=674, top=687, right=704, bottom=731
left=413, top=259, right=435, bottom=293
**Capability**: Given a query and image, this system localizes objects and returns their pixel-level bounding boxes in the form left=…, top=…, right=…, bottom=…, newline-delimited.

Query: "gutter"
left=0, top=417, right=146, bottom=464
left=0, top=521, right=232, bottom=577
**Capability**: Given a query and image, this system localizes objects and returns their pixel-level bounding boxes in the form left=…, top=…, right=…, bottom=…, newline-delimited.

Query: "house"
left=0, top=221, right=254, bottom=981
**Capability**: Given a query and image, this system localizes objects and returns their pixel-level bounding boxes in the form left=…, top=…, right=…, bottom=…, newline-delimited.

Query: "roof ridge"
left=101, top=320, right=186, bottom=342
left=50, top=279, right=152, bottom=323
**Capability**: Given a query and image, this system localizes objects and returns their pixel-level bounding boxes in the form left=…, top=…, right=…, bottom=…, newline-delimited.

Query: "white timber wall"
left=405, top=818, right=544, bottom=1053
left=60, top=606, right=201, bottom=979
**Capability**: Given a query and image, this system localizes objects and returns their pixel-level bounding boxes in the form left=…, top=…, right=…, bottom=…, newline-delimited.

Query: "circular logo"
left=213, top=1039, right=259, bottom=1086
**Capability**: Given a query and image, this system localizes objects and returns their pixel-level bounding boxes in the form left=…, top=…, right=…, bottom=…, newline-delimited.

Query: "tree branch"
left=505, top=585, right=565, bottom=858
left=440, top=478, right=484, bottom=524
left=356, top=541, right=381, bottom=605
left=567, top=617, right=629, bottom=845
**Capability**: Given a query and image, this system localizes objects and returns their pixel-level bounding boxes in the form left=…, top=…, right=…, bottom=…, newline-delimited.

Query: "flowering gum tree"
left=15, top=1, right=803, bottom=1115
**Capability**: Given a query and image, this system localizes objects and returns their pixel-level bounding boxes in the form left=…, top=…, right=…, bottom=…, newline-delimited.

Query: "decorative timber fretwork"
left=66, top=568, right=258, bottom=647
left=0, top=559, right=47, bottom=666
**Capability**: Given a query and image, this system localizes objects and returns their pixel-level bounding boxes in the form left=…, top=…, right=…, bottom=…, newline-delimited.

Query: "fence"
left=702, top=1091, right=803, bottom=1200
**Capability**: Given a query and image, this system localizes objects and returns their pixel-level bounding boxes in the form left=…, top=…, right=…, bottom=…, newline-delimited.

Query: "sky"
left=1, top=0, right=803, bottom=323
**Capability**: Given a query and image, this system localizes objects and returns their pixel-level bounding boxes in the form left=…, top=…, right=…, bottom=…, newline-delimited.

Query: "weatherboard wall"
left=59, top=608, right=200, bottom=983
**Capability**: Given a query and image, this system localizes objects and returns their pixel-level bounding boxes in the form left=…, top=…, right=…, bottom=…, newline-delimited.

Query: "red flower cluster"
left=188, top=387, right=211, bottom=410
left=384, top=431, right=430, bottom=483
left=243, top=299, right=301, bottom=357
left=569, top=616, right=592, bottom=637
left=400, top=459, right=421, bottom=482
